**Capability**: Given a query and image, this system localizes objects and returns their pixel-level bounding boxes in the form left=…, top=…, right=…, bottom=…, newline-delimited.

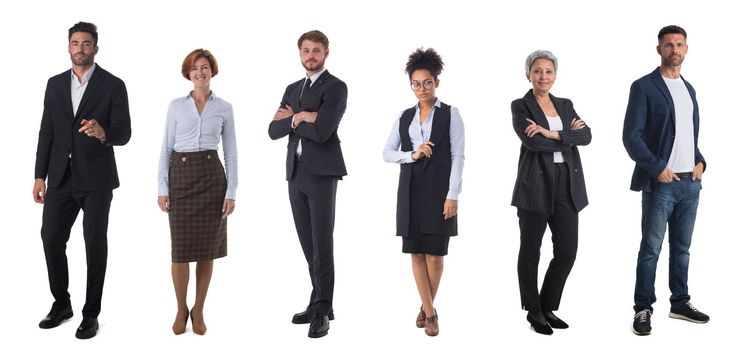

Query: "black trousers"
left=41, top=165, right=112, bottom=318
left=288, top=159, right=337, bottom=314
left=517, top=163, right=578, bottom=312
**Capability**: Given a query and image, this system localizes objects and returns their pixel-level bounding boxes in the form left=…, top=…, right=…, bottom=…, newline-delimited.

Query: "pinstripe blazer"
left=511, top=89, right=591, bottom=214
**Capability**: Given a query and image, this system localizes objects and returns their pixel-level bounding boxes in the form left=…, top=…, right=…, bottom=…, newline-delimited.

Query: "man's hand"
left=274, top=105, right=295, bottom=121
left=79, top=119, right=106, bottom=140
left=33, top=178, right=46, bottom=203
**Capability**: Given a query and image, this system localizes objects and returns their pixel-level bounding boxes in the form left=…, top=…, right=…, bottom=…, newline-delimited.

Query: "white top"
left=158, top=92, right=238, bottom=199
left=662, top=76, right=695, bottom=173
left=70, top=64, right=96, bottom=116
left=292, top=68, right=327, bottom=156
left=546, top=116, right=564, bottom=163
left=382, top=99, right=465, bottom=200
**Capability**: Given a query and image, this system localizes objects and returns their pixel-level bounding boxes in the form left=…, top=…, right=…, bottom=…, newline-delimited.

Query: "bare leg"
left=412, top=254, right=435, bottom=315
left=171, top=262, right=189, bottom=335
left=425, top=254, right=444, bottom=307
left=191, top=260, right=213, bottom=335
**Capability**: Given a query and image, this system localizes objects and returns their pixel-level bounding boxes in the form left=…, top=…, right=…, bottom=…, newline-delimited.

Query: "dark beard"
left=302, top=60, right=324, bottom=73
left=70, top=53, right=94, bottom=67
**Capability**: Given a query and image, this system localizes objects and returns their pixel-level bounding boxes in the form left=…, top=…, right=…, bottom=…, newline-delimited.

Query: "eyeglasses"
left=410, top=79, right=435, bottom=91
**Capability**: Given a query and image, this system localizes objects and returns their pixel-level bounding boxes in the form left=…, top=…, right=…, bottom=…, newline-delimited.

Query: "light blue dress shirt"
left=158, top=92, right=238, bottom=199
left=383, top=99, right=465, bottom=200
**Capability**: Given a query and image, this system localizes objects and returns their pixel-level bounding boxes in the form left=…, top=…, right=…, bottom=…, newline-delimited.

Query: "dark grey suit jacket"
left=268, top=70, right=347, bottom=180
left=34, top=64, right=131, bottom=191
left=511, top=89, right=591, bottom=214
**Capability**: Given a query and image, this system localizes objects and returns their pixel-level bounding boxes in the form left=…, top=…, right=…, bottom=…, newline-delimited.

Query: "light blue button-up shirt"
left=383, top=99, right=465, bottom=200
left=158, top=92, right=238, bottom=199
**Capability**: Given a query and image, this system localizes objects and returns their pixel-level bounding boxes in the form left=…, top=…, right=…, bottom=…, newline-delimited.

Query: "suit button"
left=574, top=168, right=579, bottom=172
left=207, top=154, right=212, bottom=159
left=181, top=157, right=186, bottom=162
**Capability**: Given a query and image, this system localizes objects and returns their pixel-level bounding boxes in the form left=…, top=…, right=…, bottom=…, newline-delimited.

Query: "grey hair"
left=525, top=50, right=557, bottom=76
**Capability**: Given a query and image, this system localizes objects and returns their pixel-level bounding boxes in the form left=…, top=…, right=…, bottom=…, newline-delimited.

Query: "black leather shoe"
left=39, top=305, right=73, bottom=329
left=527, top=312, right=553, bottom=335
left=292, top=307, right=335, bottom=324
left=544, top=311, right=569, bottom=329
left=308, top=314, right=329, bottom=338
left=75, top=317, right=99, bottom=339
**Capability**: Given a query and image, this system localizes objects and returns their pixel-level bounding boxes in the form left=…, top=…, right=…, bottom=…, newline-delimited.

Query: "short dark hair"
left=68, top=21, right=98, bottom=46
left=297, top=30, right=329, bottom=49
left=405, top=48, right=444, bottom=80
left=181, top=49, right=219, bottom=80
left=658, top=25, right=687, bottom=43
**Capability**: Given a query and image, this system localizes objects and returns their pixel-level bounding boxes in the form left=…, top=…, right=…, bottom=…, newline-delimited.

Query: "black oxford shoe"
left=39, top=305, right=73, bottom=329
left=292, top=307, right=334, bottom=324
left=308, top=314, right=329, bottom=338
left=75, top=317, right=99, bottom=339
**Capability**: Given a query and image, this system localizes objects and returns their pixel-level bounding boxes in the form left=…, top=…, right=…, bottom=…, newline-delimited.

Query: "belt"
left=675, top=172, right=693, bottom=179
left=295, top=154, right=303, bottom=162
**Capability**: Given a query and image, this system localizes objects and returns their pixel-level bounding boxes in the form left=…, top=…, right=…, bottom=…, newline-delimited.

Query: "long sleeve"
left=269, top=85, right=295, bottom=140
left=383, top=115, right=415, bottom=164
left=622, top=81, right=667, bottom=178
left=447, top=106, right=465, bottom=200
left=294, top=81, right=348, bottom=143
left=157, top=102, right=177, bottom=196
left=102, top=78, right=132, bottom=146
left=35, top=79, right=54, bottom=179
left=221, top=105, right=238, bottom=200
left=558, top=101, right=592, bottom=146
left=512, top=100, right=572, bottom=153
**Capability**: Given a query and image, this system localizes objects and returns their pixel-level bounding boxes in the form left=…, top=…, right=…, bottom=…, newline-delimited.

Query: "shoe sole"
left=39, top=311, right=74, bottom=329
left=669, top=312, right=709, bottom=323
left=308, top=330, right=328, bottom=338
left=632, top=327, right=651, bottom=336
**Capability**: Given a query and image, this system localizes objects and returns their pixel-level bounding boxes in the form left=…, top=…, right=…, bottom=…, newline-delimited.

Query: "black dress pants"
left=288, top=159, right=338, bottom=315
left=41, top=165, right=112, bottom=318
left=517, top=163, right=578, bottom=312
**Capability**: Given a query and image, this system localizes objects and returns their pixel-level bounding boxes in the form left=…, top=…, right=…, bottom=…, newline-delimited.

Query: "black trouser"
left=288, top=159, right=337, bottom=315
left=517, top=163, right=578, bottom=312
left=41, top=165, right=112, bottom=318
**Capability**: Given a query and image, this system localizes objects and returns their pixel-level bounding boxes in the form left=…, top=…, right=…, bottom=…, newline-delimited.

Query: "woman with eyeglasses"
left=383, top=48, right=465, bottom=337
left=511, top=50, right=590, bottom=335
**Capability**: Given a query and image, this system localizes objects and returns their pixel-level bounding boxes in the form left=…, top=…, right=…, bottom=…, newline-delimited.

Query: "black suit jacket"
left=35, top=64, right=131, bottom=191
left=511, top=90, right=591, bottom=214
left=268, top=70, right=347, bottom=180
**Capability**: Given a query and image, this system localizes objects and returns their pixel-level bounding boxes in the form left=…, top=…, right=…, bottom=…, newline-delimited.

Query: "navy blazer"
left=511, top=90, right=591, bottom=214
left=268, top=70, right=348, bottom=180
left=622, top=68, right=706, bottom=192
left=34, top=64, right=131, bottom=191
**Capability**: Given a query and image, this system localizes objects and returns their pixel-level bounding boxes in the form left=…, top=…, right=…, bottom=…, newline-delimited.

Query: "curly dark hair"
left=68, top=21, right=98, bottom=46
left=405, top=48, right=444, bottom=79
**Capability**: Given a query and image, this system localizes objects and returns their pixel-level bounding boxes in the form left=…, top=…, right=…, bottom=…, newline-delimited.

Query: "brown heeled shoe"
left=190, top=308, right=207, bottom=335
left=416, top=306, right=426, bottom=328
left=172, top=308, right=189, bottom=335
left=424, top=310, right=439, bottom=336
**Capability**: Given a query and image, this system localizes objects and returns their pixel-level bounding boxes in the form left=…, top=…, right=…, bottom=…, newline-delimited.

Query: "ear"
left=434, top=78, right=440, bottom=89
left=526, top=73, right=531, bottom=82
left=656, top=44, right=661, bottom=56
left=324, top=48, right=329, bottom=59
left=94, top=46, right=99, bottom=55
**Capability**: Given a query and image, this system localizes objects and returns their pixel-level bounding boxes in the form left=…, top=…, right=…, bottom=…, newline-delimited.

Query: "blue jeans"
left=634, top=178, right=701, bottom=311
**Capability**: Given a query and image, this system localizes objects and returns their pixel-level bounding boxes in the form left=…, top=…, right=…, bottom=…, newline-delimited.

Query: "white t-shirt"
left=546, top=116, right=564, bottom=163
left=662, top=76, right=695, bottom=173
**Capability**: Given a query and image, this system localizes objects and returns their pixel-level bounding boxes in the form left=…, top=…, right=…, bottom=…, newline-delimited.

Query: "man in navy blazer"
left=623, top=25, right=709, bottom=336
left=32, top=22, right=131, bottom=340
left=268, top=30, right=347, bottom=339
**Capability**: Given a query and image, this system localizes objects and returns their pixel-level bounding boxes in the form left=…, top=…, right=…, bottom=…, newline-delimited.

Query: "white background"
left=1, top=0, right=746, bottom=349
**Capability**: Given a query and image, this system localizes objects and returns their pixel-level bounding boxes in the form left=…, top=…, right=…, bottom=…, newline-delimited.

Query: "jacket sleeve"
left=558, top=99, right=591, bottom=146
left=295, top=81, right=347, bottom=144
left=268, top=85, right=294, bottom=140
left=34, top=78, right=54, bottom=179
left=622, top=81, right=666, bottom=178
left=102, top=78, right=131, bottom=146
left=511, top=99, right=571, bottom=153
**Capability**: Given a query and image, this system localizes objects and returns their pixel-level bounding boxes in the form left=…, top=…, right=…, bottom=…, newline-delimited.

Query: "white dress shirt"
left=292, top=68, right=327, bottom=156
left=71, top=64, right=96, bottom=116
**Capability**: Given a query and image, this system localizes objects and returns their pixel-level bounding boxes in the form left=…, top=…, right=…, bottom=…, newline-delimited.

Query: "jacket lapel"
left=74, top=64, right=102, bottom=121
left=649, top=68, right=676, bottom=124
left=61, top=72, right=75, bottom=122
left=522, top=89, right=551, bottom=129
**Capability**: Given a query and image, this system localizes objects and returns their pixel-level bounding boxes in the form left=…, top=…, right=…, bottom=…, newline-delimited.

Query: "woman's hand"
left=222, top=199, right=235, bottom=219
left=443, top=199, right=458, bottom=220
left=411, top=141, right=435, bottom=160
left=158, top=196, right=170, bottom=213
left=571, top=117, right=586, bottom=130
left=525, top=118, right=560, bottom=140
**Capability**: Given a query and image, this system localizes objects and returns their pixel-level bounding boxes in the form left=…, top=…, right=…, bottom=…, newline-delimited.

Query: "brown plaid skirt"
left=168, top=150, right=227, bottom=262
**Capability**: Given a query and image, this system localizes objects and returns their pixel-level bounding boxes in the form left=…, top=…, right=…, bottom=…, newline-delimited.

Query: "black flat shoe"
left=39, top=304, right=73, bottom=329
left=526, top=313, right=553, bottom=335
left=308, top=314, right=329, bottom=338
left=292, top=307, right=335, bottom=324
left=75, top=317, right=99, bottom=339
left=544, top=311, right=569, bottom=329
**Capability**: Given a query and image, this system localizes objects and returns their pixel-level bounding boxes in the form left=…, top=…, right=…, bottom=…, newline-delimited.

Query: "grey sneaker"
left=669, top=302, right=710, bottom=323
left=632, top=309, right=652, bottom=335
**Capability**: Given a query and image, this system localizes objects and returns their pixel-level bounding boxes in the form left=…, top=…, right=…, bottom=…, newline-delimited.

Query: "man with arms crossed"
left=268, top=30, right=347, bottom=339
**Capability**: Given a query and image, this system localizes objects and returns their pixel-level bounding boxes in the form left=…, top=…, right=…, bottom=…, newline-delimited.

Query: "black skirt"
left=168, top=150, right=228, bottom=262
left=401, top=160, right=450, bottom=256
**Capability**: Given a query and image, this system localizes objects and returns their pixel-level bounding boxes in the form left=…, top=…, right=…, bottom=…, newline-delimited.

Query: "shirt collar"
left=71, top=64, right=96, bottom=85
left=415, top=98, right=442, bottom=112
left=306, top=68, right=327, bottom=85
left=186, top=90, right=216, bottom=101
